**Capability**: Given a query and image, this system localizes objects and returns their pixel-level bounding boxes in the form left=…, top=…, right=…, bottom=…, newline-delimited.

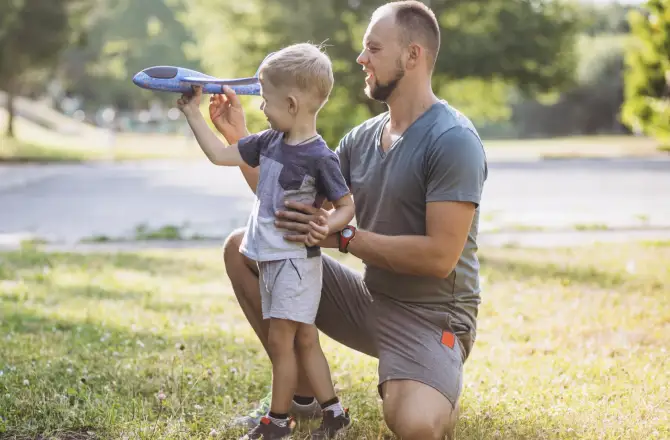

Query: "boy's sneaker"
left=239, top=416, right=292, bottom=440
left=310, top=408, right=351, bottom=439
left=232, top=392, right=322, bottom=428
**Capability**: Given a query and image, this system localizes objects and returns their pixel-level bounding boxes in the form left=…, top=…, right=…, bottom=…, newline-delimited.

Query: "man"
left=211, top=1, right=488, bottom=438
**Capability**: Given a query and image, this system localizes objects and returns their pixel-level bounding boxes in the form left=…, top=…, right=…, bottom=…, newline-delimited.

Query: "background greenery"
left=1, top=0, right=669, bottom=148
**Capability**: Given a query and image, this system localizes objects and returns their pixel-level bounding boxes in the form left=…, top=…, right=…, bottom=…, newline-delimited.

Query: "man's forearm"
left=346, top=229, right=458, bottom=278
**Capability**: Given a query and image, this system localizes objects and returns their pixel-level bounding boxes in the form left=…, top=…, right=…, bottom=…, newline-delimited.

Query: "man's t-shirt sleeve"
left=237, top=129, right=274, bottom=167
left=334, top=134, right=351, bottom=187
left=317, top=154, right=351, bottom=202
left=425, top=126, right=487, bottom=207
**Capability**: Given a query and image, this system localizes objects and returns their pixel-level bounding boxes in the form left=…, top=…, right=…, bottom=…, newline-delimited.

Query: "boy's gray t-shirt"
left=237, top=129, right=350, bottom=262
left=336, top=100, right=488, bottom=338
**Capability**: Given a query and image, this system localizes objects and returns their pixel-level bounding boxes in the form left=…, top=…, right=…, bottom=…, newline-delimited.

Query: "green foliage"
left=182, top=0, right=582, bottom=147
left=580, top=1, right=636, bottom=35
left=512, top=34, right=631, bottom=137
left=621, top=0, right=670, bottom=146
left=58, top=0, right=203, bottom=111
left=0, top=0, right=87, bottom=136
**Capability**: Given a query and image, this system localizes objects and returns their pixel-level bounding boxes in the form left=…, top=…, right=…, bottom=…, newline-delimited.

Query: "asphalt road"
left=1, top=157, right=669, bottom=247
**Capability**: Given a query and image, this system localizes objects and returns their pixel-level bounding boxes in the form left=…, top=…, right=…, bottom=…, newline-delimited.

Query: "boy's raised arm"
left=184, top=110, right=245, bottom=167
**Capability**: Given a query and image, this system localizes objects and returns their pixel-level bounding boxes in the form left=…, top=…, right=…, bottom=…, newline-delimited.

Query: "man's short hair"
left=259, top=43, right=334, bottom=112
left=378, top=1, right=441, bottom=67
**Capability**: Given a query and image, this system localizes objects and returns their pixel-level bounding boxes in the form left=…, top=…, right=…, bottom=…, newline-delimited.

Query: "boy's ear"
left=287, top=95, right=299, bottom=115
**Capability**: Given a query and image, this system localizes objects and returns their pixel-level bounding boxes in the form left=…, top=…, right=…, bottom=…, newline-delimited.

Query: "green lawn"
left=1, top=129, right=666, bottom=164
left=0, top=135, right=204, bottom=163
left=0, top=242, right=668, bottom=439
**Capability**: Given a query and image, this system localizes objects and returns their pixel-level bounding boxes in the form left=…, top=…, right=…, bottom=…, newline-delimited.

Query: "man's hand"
left=209, top=86, right=249, bottom=144
left=276, top=201, right=333, bottom=244
left=305, top=215, right=329, bottom=246
left=177, top=85, right=203, bottom=117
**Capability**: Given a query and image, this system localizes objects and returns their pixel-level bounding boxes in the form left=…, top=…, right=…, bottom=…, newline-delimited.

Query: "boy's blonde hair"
left=259, top=43, right=334, bottom=112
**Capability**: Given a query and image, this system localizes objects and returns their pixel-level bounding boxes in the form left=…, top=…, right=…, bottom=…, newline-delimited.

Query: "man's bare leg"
left=222, top=229, right=319, bottom=426
left=381, top=379, right=459, bottom=440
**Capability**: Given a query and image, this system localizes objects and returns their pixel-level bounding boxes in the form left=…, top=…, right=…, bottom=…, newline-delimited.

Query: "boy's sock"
left=267, top=411, right=290, bottom=427
left=293, top=395, right=316, bottom=405
left=320, top=396, right=345, bottom=418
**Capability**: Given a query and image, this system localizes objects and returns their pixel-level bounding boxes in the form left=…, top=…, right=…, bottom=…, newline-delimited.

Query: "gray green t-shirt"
left=336, top=100, right=488, bottom=338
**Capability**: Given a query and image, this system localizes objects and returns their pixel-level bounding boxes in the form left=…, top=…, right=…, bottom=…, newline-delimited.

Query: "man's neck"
left=385, top=82, right=438, bottom=134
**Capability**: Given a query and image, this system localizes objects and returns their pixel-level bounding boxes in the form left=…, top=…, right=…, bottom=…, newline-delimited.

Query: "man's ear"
left=406, top=43, right=421, bottom=69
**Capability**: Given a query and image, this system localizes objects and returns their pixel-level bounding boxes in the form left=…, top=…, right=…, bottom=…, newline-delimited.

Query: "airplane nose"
left=132, top=72, right=146, bottom=87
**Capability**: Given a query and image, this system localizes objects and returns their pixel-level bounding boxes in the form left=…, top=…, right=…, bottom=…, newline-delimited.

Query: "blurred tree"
left=57, top=0, right=202, bottom=114
left=512, top=34, right=631, bottom=137
left=581, top=1, right=636, bottom=35
left=182, top=0, right=582, bottom=147
left=621, top=0, right=670, bottom=146
left=0, top=0, right=88, bottom=137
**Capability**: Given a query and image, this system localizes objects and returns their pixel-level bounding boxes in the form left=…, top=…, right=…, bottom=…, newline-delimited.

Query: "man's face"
left=356, top=12, right=406, bottom=103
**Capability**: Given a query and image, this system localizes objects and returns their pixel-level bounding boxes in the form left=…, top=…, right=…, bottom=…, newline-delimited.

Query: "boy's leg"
left=223, top=230, right=376, bottom=426
left=295, top=324, right=336, bottom=405
left=290, top=256, right=352, bottom=438
left=224, top=231, right=321, bottom=428
left=259, top=257, right=326, bottom=435
left=296, top=323, right=351, bottom=438
left=267, top=318, right=300, bottom=417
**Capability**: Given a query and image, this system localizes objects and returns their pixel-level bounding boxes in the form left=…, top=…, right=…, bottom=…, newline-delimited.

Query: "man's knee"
left=382, top=380, right=458, bottom=440
left=222, top=227, right=245, bottom=266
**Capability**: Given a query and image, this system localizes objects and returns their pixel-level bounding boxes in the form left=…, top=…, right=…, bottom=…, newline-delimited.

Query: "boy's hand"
left=177, top=85, right=203, bottom=117
left=305, top=215, right=329, bottom=246
left=209, top=86, right=249, bottom=144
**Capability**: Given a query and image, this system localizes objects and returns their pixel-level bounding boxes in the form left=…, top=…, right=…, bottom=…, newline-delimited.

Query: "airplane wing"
left=181, top=76, right=259, bottom=86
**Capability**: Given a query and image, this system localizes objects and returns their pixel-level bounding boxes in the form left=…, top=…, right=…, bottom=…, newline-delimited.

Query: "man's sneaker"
left=239, top=416, right=292, bottom=440
left=310, top=408, right=351, bottom=439
left=232, top=392, right=322, bottom=428
left=290, top=397, right=322, bottom=419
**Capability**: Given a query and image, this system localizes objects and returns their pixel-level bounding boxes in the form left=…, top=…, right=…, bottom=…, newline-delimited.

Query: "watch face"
left=342, top=229, right=353, bottom=238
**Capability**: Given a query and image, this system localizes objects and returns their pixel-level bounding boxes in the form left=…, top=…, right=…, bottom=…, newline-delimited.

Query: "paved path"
left=1, top=157, right=669, bottom=249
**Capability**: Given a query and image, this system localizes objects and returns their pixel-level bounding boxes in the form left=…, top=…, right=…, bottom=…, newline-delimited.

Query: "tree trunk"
left=5, top=89, right=15, bottom=138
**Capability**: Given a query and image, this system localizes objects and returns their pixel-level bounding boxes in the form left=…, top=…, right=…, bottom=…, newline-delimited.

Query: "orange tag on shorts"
left=441, top=330, right=455, bottom=349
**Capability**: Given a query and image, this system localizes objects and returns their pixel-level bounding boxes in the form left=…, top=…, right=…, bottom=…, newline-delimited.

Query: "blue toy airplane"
left=132, top=53, right=275, bottom=95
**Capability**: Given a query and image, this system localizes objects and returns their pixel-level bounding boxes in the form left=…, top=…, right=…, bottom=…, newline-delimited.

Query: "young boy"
left=177, top=43, right=354, bottom=440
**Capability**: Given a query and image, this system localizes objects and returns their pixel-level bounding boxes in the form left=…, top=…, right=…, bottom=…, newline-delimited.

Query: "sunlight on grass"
left=0, top=133, right=204, bottom=163
left=0, top=242, right=668, bottom=439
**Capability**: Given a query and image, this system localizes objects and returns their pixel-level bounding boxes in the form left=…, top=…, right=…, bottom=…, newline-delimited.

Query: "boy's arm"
left=211, top=88, right=261, bottom=192
left=185, top=111, right=245, bottom=167
left=327, top=193, right=355, bottom=232
left=303, top=154, right=354, bottom=246
left=305, top=193, right=353, bottom=247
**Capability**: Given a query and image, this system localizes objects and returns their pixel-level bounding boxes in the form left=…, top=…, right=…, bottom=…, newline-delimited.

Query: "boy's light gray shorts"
left=258, top=256, right=323, bottom=324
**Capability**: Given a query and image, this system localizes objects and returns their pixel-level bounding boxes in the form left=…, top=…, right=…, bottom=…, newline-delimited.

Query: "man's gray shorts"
left=258, top=256, right=322, bottom=324
left=313, top=254, right=474, bottom=408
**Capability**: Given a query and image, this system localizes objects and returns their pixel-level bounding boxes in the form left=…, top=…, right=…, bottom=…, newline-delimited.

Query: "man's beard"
left=367, top=60, right=405, bottom=103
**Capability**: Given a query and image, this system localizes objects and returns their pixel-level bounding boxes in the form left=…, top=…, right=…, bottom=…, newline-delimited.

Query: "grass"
left=81, top=224, right=216, bottom=244
left=0, top=137, right=91, bottom=163
left=484, top=134, right=666, bottom=158
left=0, top=242, right=669, bottom=439
left=0, top=134, right=203, bottom=163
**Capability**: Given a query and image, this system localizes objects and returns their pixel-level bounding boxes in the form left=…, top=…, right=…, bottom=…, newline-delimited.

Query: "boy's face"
left=259, top=79, right=294, bottom=132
